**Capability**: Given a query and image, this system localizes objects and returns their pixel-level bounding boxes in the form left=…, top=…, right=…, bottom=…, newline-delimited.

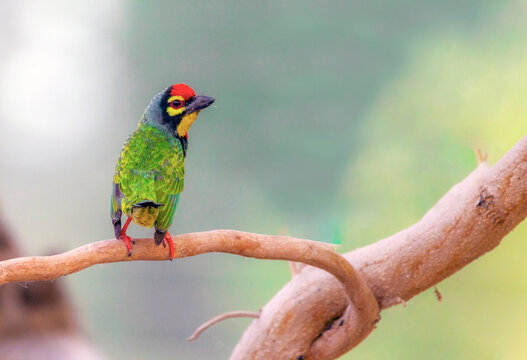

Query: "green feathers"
left=111, top=120, right=184, bottom=232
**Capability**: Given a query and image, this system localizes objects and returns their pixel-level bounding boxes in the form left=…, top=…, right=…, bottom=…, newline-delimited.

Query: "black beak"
left=185, top=95, right=215, bottom=114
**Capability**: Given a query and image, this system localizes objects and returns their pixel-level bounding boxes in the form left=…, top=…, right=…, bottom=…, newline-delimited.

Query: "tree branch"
left=2, top=134, right=526, bottom=359
left=232, top=134, right=527, bottom=359
left=188, top=310, right=261, bottom=342
left=0, top=230, right=380, bottom=355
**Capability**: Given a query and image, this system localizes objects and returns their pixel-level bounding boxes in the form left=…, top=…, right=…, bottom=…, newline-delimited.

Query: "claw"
left=120, top=234, right=134, bottom=256
left=162, top=232, right=175, bottom=260
left=119, top=217, right=134, bottom=256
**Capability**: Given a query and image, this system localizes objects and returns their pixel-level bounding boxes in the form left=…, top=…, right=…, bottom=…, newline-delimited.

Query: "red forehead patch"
left=170, top=84, right=196, bottom=100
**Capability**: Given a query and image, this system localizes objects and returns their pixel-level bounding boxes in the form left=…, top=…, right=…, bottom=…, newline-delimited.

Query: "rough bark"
left=1, top=134, right=526, bottom=359
left=231, top=134, right=527, bottom=359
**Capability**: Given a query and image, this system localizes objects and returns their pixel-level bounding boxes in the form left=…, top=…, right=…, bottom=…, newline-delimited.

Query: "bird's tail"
left=131, top=200, right=164, bottom=228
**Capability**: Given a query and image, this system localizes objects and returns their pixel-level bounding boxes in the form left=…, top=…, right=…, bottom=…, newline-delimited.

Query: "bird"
left=110, top=84, right=215, bottom=259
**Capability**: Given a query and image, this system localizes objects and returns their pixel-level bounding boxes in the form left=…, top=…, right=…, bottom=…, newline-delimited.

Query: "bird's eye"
left=170, top=100, right=183, bottom=109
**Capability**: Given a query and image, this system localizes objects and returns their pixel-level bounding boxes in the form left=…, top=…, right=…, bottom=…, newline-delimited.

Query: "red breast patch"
left=170, top=84, right=196, bottom=101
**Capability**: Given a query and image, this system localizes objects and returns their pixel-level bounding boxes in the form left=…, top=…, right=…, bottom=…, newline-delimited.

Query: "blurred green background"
left=1, top=1, right=527, bottom=359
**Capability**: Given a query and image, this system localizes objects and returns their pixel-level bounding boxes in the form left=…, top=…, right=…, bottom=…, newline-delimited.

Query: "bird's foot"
left=120, top=234, right=134, bottom=256
left=118, top=217, right=134, bottom=256
left=162, top=232, right=175, bottom=260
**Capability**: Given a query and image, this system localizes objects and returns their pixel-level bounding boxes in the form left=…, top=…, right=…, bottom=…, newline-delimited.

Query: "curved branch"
left=0, top=232, right=345, bottom=286
left=0, top=230, right=380, bottom=353
left=2, top=135, right=526, bottom=359
left=188, top=310, right=261, bottom=342
left=232, top=134, right=527, bottom=359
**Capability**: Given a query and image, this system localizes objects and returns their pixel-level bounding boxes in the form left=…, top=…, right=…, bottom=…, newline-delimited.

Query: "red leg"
left=162, top=232, right=175, bottom=260
left=119, top=217, right=134, bottom=256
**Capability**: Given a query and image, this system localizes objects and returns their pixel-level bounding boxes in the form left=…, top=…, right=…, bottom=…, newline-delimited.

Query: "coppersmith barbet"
left=111, top=84, right=215, bottom=259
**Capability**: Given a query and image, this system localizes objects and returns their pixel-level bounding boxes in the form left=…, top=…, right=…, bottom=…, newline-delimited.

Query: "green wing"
left=154, top=136, right=185, bottom=231
left=155, top=193, right=181, bottom=231
left=111, top=124, right=185, bottom=230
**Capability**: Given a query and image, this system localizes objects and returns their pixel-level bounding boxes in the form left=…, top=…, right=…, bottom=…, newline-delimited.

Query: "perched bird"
left=111, top=84, right=215, bottom=259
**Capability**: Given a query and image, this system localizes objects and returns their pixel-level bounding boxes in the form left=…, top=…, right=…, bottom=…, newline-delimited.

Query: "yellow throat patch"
left=176, top=111, right=199, bottom=137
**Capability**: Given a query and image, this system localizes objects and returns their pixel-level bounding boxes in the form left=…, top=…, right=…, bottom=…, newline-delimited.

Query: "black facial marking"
left=159, top=87, right=183, bottom=133
left=159, top=86, right=190, bottom=150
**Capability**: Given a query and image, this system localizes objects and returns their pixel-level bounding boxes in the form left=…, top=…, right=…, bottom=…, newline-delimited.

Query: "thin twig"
left=434, top=287, right=442, bottom=302
left=188, top=310, right=261, bottom=341
left=288, top=261, right=298, bottom=277
left=474, top=148, right=488, bottom=165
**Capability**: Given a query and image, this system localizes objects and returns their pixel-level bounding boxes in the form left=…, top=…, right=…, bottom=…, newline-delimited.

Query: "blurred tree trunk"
left=0, top=211, right=104, bottom=360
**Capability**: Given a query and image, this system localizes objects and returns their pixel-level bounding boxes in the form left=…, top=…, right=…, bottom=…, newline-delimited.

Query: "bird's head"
left=143, top=84, right=215, bottom=139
